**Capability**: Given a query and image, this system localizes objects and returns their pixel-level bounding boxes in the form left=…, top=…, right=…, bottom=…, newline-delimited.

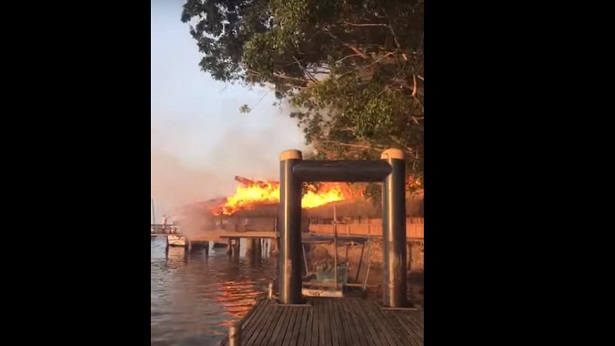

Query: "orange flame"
left=219, top=178, right=346, bottom=215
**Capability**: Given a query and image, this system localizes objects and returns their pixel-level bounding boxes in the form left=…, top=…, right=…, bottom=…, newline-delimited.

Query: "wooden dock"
left=150, top=231, right=420, bottom=244
left=219, top=298, right=423, bottom=346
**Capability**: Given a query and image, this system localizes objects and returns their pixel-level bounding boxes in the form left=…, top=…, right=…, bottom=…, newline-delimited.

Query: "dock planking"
left=219, top=297, right=423, bottom=346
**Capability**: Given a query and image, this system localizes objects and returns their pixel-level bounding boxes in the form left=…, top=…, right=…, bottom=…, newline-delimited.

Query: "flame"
left=222, top=180, right=280, bottom=215
left=301, top=186, right=345, bottom=208
left=218, top=177, right=346, bottom=215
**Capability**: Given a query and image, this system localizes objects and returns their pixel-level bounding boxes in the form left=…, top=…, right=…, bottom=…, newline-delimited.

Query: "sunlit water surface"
left=151, top=238, right=277, bottom=346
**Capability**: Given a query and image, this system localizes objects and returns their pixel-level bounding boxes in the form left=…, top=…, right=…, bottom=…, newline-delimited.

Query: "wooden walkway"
left=219, top=298, right=423, bottom=346
left=150, top=231, right=421, bottom=243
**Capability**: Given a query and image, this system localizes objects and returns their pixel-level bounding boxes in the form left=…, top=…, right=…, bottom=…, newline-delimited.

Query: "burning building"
left=174, top=174, right=423, bottom=236
left=174, top=175, right=355, bottom=233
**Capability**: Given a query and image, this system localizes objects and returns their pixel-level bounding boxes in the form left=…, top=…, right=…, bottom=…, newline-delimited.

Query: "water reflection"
left=151, top=238, right=277, bottom=346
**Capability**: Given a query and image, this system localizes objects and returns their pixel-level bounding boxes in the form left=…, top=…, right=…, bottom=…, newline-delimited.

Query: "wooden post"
left=407, top=242, right=413, bottom=273
left=270, top=237, right=279, bottom=256
left=334, top=205, right=338, bottom=290
left=228, top=322, right=241, bottom=346
left=233, top=238, right=241, bottom=257
left=302, top=244, right=309, bottom=276
left=271, top=217, right=279, bottom=257
left=227, top=238, right=233, bottom=255
left=355, top=241, right=366, bottom=282
left=204, top=241, right=209, bottom=256
left=268, top=282, right=274, bottom=299
left=246, top=238, right=255, bottom=258
left=253, top=238, right=262, bottom=260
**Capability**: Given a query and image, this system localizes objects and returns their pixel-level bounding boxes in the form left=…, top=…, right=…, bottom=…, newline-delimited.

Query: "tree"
left=181, top=0, right=424, bottom=199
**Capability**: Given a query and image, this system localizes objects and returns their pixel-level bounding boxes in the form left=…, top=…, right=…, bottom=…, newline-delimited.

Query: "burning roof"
left=177, top=175, right=423, bottom=219
left=178, top=176, right=350, bottom=217
left=214, top=176, right=348, bottom=215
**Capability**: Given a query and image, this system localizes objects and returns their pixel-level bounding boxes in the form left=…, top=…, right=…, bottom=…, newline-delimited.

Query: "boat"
left=167, top=235, right=186, bottom=247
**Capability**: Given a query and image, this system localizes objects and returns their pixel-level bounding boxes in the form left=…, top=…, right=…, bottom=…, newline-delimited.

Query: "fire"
left=222, top=180, right=279, bottom=215
left=219, top=176, right=346, bottom=215
left=301, top=187, right=345, bottom=208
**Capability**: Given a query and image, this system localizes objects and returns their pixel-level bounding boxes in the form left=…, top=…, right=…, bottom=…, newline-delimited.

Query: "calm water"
left=151, top=238, right=424, bottom=346
left=151, top=238, right=277, bottom=346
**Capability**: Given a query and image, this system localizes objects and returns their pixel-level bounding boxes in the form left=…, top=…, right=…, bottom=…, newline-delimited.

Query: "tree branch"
left=319, top=140, right=383, bottom=151
left=340, top=52, right=396, bottom=79
left=342, top=22, right=388, bottom=27
left=336, top=53, right=363, bottom=64
left=323, top=29, right=369, bottom=59
left=273, top=72, right=309, bottom=83
left=382, top=9, right=409, bottom=62
left=390, top=137, right=415, bottom=155
left=292, top=56, right=319, bottom=83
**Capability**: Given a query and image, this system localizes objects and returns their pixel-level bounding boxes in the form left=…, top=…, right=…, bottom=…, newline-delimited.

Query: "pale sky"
left=151, top=0, right=306, bottom=217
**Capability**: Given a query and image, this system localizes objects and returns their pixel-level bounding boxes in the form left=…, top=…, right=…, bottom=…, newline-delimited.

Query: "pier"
left=218, top=298, right=423, bottom=346
left=216, top=148, right=423, bottom=345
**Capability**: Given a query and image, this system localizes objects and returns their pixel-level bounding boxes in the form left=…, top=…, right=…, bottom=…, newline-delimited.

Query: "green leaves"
left=182, top=0, right=424, bottom=190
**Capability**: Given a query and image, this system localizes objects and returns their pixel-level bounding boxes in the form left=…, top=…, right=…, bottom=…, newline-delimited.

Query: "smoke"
left=151, top=103, right=308, bottom=218
left=151, top=150, right=230, bottom=212
left=175, top=204, right=215, bottom=239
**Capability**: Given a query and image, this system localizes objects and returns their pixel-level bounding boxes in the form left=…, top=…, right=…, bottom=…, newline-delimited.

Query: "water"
left=151, top=238, right=277, bottom=346
left=151, top=237, right=424, bottom=346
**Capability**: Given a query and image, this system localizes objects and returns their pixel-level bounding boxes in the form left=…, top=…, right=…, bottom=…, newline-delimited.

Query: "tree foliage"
left=181, top=0, right=424, bottom=196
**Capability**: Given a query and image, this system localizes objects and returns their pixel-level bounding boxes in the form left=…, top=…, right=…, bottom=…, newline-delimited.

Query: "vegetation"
left=181, top=0, right=424, bottom=201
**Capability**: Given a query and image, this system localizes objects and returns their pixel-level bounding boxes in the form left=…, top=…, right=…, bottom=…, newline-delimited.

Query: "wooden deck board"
left=409, top=312, right=425, bottom=333
left=240, top=299, right=270, bottom=342
left=268, top=303, right=291, bottom=345
left=329, top=299, right=343, bottom=346
left=220, top=298, right=423, bottom=346
left=242, top=300, right=274, bottom=345
left=343, top=297, right=380, bottom=346
left=338, top=299, right=363, bottom=346
left=263, top=303, right=286, bottom=344
left=295, top=304, right=308, bottom=346
left=382, top=311, right=418, bottom=345
left=403, top=312, right=425, bottom=338
left=280, top=305, right=299, bottom=346
left=319, top=299, right=332, bottom=345
left=309, top=299, right=318, bottom=346
left=352, top=299, right=395, bottom=346
left=334, top=299, right=350, bottom=346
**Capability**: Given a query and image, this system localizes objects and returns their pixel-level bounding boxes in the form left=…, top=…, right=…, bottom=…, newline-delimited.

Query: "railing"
left=150, top=224, right=180, bottom=234
left=309, top=219, right=424, bottom=239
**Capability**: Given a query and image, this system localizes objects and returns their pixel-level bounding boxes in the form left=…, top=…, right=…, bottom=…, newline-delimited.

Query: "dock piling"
left=232, top=238, right=240, bottom=257
left=245, top=238, right=255, bottom=257
left=279, top=149, right=304, bottom=304
left=228, top=322, right=241, bottom=346
left=226, top=238, right=233, bottom=255
left=246, top=238, right=261, bottom=261
left=254, top=238, right=261, bottom=259
left=382, top=148, right=408, bottom=308
left=270, top=238, right=279, bottom=256
left=277, top=147, right=408, bottom=307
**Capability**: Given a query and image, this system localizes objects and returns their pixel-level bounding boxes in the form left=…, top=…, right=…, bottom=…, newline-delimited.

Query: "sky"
left=151, top=0, right=306, bottom=218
